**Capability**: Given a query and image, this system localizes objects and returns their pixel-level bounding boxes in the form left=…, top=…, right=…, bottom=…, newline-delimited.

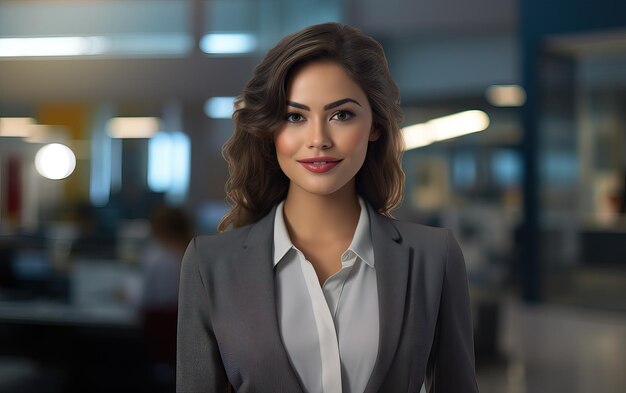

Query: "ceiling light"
left=34, top=143, right=76, bottom=180
left=0, top=36, right=108, bottom=57
left=23, top=125, right=69, bottom=143
left=402, top=124, right=432, bottom=149
left=199, top=33, right=257, bottom=54
left=403, top=110, right=490, bottom=150
left=0, top=34, right=194, bottom=58
left=204, top=97, right=236, bottom=119
left=0, top=117, right=36, bottom=137
left=486, top=85, right=526, bottom=107
left=107, top=117, right=160, bottom=139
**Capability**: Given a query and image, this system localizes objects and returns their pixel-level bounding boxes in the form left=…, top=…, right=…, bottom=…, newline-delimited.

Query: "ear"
left=368, top=127, right=381, bottom=142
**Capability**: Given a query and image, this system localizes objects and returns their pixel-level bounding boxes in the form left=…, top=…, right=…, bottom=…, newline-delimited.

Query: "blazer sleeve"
left=177, top=237, right=229, bottom=393
left=425, top=230, right=479, bottom=392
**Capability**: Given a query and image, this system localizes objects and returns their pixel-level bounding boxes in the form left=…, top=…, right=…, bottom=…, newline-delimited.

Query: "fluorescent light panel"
left=107, top=117, right=160, bottom=139
left=403, top=110, right=490, bottom=150
left=0, top=34, right=192, bottom=58
left=200, top=33, right=257, bottom=54
left=0, top=117, right=35, bottom=137
left=23, top=125, right=69, bottom=143
left=0, top=118, right=69, bottom=142
left=0, top=36, right=107, bottom=57
left=486, top=85, right=526, bottom=107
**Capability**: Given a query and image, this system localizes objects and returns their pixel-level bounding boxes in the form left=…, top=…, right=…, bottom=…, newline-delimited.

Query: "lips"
left=297, top=157, right=342, bottom=173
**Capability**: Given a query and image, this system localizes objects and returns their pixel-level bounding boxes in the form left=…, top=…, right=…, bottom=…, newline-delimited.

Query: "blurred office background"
left=0, top=0, right=625, bottom=392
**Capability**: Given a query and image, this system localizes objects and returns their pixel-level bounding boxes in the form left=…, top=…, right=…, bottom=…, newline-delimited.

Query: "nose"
left=307, top=119, right=332, bottom=150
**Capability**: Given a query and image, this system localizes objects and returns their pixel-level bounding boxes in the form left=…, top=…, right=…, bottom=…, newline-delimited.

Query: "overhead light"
left=204, top=97, right=236, bottom=119
left=34, top=143, right=76, bottom=180
left=403, top=110, right=490, bottom=150
left=0, top=119, right=69, bottom=142
left=107, top=117, right=160, bottom=139
left=0, top=34, right=193, bottom=58
left=426, top=110, right=490, bottom=140
left=199, top=33, right=257, bottom=54
left=0, top=36, right=108, bottom=57
left=23, top=125, right=69, bottom=143
left=486, top=85, right=526, bottom=107
left=0, top=117, right=36, bottom=137
left=402, top=124, right=433, bottom=150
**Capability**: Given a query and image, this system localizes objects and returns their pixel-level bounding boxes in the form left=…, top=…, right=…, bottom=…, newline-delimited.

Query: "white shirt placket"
left=297, top=250, right=344, bottom=393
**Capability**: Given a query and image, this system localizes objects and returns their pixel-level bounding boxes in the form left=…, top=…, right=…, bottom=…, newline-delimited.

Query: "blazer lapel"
left=364, top=203, right=410, bottom=393
left=235, top=206, right=305, bottom=392
left=232, top=202, right=409, bottom=393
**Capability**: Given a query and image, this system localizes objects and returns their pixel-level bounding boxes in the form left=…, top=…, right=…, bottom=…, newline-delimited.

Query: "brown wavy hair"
left=218, top=22, right=405, bottom=232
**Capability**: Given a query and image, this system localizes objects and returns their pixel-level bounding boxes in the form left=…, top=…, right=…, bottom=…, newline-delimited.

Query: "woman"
left=177, top=22, right=478, bottom=393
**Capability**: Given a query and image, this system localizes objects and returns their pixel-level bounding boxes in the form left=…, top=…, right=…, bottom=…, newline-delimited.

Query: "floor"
left=476, top=297, right=626, bottom=393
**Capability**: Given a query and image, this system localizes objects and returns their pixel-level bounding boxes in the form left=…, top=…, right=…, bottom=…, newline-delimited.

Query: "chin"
left=292, top=179, right=353, bottom=197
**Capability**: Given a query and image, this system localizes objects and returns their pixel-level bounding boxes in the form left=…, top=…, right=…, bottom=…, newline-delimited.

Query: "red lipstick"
left=297, top=156, right=342, bottom=173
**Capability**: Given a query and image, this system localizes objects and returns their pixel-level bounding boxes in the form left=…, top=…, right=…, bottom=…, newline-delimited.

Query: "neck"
left=282, top=181, right=361, bottom=244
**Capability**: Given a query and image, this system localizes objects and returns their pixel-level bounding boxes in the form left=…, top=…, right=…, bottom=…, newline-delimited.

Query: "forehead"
left=285, top=60, right=369, bottom=105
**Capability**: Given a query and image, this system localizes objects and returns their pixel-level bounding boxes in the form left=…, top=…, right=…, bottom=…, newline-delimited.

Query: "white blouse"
left=273, top=197, right=379, bottom=393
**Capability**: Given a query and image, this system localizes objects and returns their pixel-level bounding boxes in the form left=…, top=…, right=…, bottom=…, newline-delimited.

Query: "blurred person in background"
left=141, top=205, right=193, bottom=386
left=177, top=22, right=477, bottom=392
left=143, top=205, right=192, bottom=309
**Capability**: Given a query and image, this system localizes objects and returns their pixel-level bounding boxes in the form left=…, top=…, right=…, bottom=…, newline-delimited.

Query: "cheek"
left=341, top=114, right=373, bottom=158
left=342, top=129, right=371, bottom=158
left=274, top=131, right=303, bottom=178
left=274, top=130, right=300, bottom=159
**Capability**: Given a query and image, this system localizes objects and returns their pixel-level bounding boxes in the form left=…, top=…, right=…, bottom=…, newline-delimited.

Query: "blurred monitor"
left=12, top=249, right=50, bottom=281
left=71, top=259, right=140, bottom=307
left=491, top=150, right=522, bottom=188
left=453, top=151, right=477, bottom=189
left=0, top=247, right=51, bottom=300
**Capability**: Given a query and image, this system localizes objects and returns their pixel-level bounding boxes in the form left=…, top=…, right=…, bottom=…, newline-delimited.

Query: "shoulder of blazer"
left=192, top=225, right=252, bottom=268
left=190, top=204, right=278, bottom=268
left=397, top=220, right=448, bottom=244
left=192, top=224, right=252, bottom=263
left=374, top=211, right=449, bottom=249
left=365, top=204, right=452, bottom=276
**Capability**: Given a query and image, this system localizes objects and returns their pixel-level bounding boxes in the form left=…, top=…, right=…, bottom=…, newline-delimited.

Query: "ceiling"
left=0, top=0, right=519, bottom=106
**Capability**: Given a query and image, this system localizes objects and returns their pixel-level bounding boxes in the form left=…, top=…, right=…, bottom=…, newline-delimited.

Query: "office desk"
left=0, top=258, right=142, bottom=328
left=0, top=300, right=138, bottom=328
left=0, top=260, right=149, bottom=392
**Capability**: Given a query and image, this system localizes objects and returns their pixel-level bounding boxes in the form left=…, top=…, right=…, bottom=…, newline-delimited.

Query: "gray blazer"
left=177, top=201, right=478, bottom=392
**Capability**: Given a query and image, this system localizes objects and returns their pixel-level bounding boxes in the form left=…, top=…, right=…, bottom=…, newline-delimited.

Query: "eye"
left=285, top=112, right=305, bottom=123
left=331, top=110, right=354, bottom=121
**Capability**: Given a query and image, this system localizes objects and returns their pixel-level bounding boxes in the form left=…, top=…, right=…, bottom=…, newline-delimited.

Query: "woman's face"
left=274, top=60, right=379, bottom=197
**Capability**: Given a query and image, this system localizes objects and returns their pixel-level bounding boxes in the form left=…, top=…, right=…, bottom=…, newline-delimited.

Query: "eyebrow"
left=286, top=98, right=362, bottom=111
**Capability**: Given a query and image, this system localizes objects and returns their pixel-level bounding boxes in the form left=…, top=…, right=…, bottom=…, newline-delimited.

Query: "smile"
left=297, top=158, right=343, bottom=174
